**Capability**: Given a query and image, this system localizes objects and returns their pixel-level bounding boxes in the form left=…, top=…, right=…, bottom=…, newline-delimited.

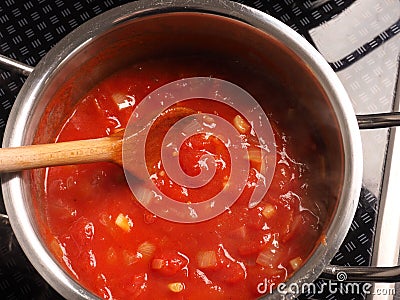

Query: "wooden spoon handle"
left=0, top=135, right=122, bottom=173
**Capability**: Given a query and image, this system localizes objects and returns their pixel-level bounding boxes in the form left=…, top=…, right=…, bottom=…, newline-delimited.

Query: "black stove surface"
left=0, top=1, right=383, bottom=299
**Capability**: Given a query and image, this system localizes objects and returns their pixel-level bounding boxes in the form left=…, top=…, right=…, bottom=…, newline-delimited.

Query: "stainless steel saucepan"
left=1, top=1, right=400, bottom=299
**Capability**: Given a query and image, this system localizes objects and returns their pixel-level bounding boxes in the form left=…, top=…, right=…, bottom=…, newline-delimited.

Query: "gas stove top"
left=0, top=1, right=399, bottom=299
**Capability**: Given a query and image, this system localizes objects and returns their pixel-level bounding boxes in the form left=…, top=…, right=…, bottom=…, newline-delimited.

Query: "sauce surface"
left=41, top=56, right=324, bottom=299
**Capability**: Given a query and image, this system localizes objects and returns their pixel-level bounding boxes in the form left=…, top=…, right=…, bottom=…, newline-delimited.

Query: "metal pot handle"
left=321, top=265, right=400, bottom=282
left=357, top=113, right=400, bottom=129
left=320, top=114, right=400, bottom=283
left=0, top=54, right=34, bottom=76
left=2, top=54, right=400, bottom=282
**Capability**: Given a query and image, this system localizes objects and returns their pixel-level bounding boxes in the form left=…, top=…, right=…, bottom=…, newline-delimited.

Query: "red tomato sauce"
left=40, top=56, right=324, bottom=299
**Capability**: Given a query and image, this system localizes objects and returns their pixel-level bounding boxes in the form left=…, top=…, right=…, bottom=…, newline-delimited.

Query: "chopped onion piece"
left=49, top=238, right=63, bottom=259
left=151, top=258, right=164, bottom=270
left=112, top=93, right=135, bottom=110
left=168, top=282, right=185, bottom=293
left=231, top=225, right=247, bottom=239
left=138, top=241, right=156, bottom=258
left=233, top=115, right=250, bottom=134
left=262, top=204, right=276, bottom=219
left=123, top=250, right=139, bottom=265
left=256, top=250, right=277, bottom=267
left=196, top=250, right=218, bottom=269
left=136, top=187, right=154, bottom=206
left=223, top=175, right=229, bottom=188
left=247, top=148, right=262, bottom=163
left=290, top=256, right=303, bottom=270
left=115, top=213, right=133, bottom=232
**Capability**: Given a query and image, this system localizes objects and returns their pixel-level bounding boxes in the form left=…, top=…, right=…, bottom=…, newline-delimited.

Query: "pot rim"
left=1, top=0, right=363, bottom=299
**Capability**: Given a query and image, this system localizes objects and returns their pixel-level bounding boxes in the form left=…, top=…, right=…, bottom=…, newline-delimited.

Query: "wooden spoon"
left=0, top=106, right=195, bottom=174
